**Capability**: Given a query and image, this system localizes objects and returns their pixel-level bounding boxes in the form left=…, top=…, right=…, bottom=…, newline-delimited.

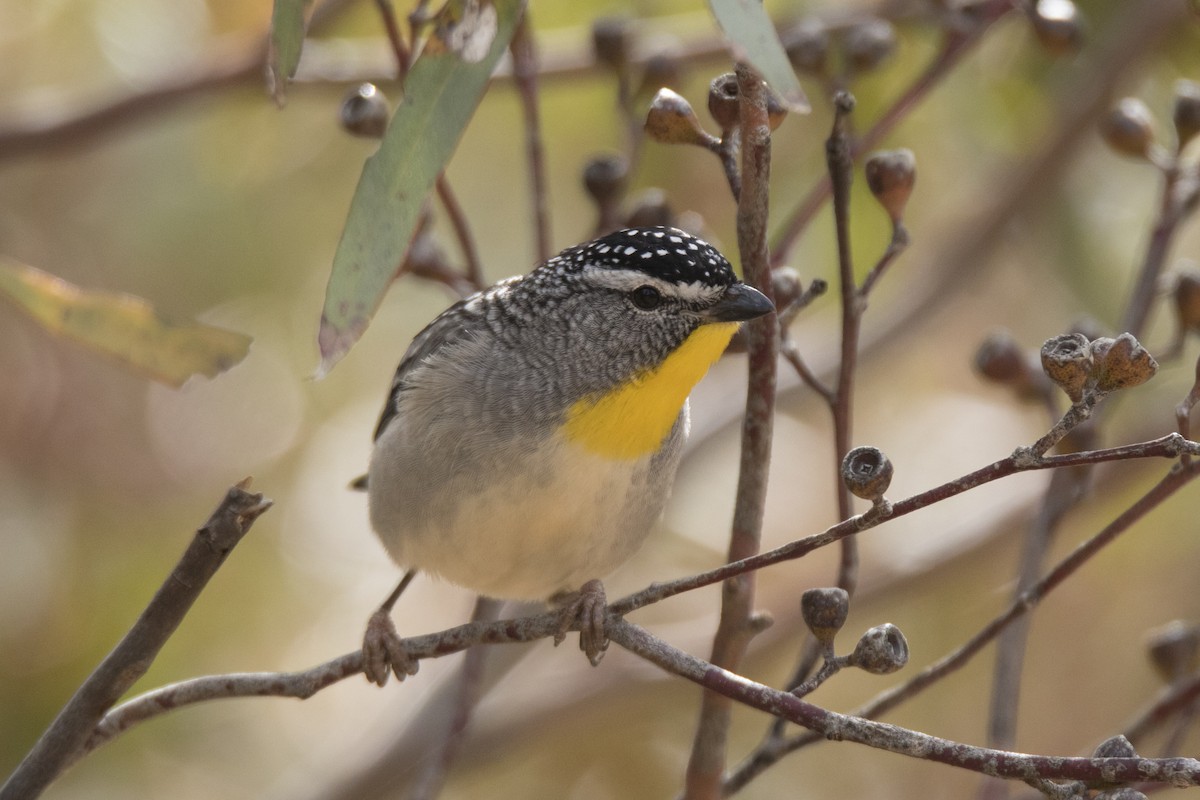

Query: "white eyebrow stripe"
left=580, top=266, right=727, bottom=304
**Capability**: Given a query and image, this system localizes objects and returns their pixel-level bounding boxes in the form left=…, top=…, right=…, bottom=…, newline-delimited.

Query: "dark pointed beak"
left=700, top=282, right=774, bottom=323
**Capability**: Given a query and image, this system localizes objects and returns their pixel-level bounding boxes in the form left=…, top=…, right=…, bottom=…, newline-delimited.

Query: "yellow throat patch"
left=562, top=322, right=740, bottom=459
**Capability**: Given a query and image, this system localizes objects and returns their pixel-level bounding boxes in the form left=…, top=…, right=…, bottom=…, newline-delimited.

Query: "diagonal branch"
left=0, top=481, right=273, bottom=800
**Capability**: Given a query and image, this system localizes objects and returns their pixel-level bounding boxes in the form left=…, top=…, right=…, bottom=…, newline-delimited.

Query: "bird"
left=361, top=226, right=773, bottom=684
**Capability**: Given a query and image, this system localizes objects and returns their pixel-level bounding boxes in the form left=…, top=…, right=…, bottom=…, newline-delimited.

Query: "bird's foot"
left=362, top=607, right=419, bottom=686
left=552, top=579, right=609, bottom=666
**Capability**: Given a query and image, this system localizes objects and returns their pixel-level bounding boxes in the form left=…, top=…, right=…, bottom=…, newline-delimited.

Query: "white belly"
left=368, top=422, right=681, bottom=600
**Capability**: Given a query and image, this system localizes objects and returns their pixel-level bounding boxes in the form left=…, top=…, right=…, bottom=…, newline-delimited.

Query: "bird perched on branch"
left=361, top=226, right=773, bottom=683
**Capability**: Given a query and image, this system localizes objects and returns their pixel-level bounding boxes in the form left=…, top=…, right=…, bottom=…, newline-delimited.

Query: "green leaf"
left=267, top=0, right=312, bottom=106
left=707, top=0, right=810, bottom=113
left=317, top=0, right=526, bottom=376
left=0, top=258, right=252, bottom=388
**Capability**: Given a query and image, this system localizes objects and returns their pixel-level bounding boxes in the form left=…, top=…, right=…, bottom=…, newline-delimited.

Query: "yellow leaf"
left=0, top=258, right=251, bottom=388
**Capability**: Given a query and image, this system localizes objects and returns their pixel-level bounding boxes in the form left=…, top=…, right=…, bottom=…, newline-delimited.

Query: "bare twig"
left=723, top=460, right=1199, bottom=794
left=435, top=177, right=484, bottom=291
left=1120, top=163, right=1194, bottom=339
left=0, top=0, right=358, bottom=160
left=0, top=481, right=272, bottom=800
left=29, top=438, right=1197, bottom=771
left=769, top=0, right=1017, bottom=266
left=510, top=10, right=552, bottom=263
left=612, top=434, right=1198, bottom=616
left=981, top=446, right=1093, bottom=800
left=683, top=62, right=778, bottom=800
left=609, top=618, right=1200, bottom=789
left=408, top=597, right=502, bottom=800
left=373, top=0, right=412, bottom=79
left=826, top=91, right=862, bottom=596
left=1124, top=671, right=1200, bottom=745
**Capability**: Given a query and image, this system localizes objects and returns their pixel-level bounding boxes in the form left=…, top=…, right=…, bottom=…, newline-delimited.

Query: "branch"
left=724, top=460, right=1199, bottom=793
left=683, top=62, right=778, bottom=800
left=0, top=0, right=358, bottom=161
left=510, top=10, right=552, bottom=264
left=25, top=436, right=1197, bottom=771
left=613, top=433, right=1198, bottom=617
left=769, top=0, right=1017, bottom=265
left=609, top=619, right=1200, bottom=789
left=0, top=481, right=273, bottom=800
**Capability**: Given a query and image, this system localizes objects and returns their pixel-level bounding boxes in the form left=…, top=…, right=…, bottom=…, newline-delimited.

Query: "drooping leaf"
left=267, top=0, right=312, bottom=106
left=316, top=0, right=526, bottom=376
left=0, top=258, right=251, bottom=388
left=707, top=0, right=810, bottom=113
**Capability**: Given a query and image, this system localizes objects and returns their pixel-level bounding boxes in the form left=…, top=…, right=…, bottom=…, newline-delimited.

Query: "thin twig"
left=683, top=62, right=777, bottom=800
left=1124, top=671, right=1200, bottom=745
left=509, top=10, right=552, bottom=263
left=38, top=438, right=1198, bottom=768
left=0, top=0, right=358, bottom=161
left=723, top=461, right=1199, bottom=794
left=826, top=91, right=862, bottom=596
left=408, top=597, right=501, bottom=800
left=608, top=618, right=1200, bottom=789
left=435, top=176, right=484, bottom=291
left=0, top=481, right=272, bottom=800
left=780, top=339, right=835, bottom=404
left=1120, top=163, right=1190, bottom=339
left=611, top=434, right=1198, bottom=617
left=857, top=223, right=909, bottom=299
left=769, top=0, right=1017, bottom=266
left=373, top=0, right=411, bottom=79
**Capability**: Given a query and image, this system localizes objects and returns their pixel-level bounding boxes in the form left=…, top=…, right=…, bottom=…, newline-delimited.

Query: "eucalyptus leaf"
left=708, top=0, right=810, bottom=113
left=267, top=0, right=312, bottom=106
left=317, top=0, right=527, bottom=376
left=0, top=258, right=251, bottom=388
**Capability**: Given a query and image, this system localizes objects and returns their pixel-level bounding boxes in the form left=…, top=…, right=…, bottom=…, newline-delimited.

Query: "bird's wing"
left=371, top=297, right=480, bottom=442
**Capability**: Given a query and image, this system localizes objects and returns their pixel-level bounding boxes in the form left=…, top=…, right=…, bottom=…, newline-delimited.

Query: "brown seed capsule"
left=1029, top=0, right=1085, bottom=56
left=1100, top=97, right=1157, bottom=159
left=592, top=16, right=633, bottom=72
left=1092, top=735, right=1137, bottom=759
left=708, top=72, right=740, bottom=134
left=864, top=149, right=916, bottom=224
left=765, top=89, right=788, bottom=133
left=1173, top=79, right=1200, bottom=151
left=582, top=153, right=628, bottom=208
left=782, top=18, right=829, bottom=75
left=639, top=52, right=684, bottom=97
left=975, top=330, right=1027, bottom=383
left=1089, top=332, right=1158, bottom=392
left=1040, top=333, right=1093, bottom=402
left=801, top=587, right=850, bottom=646
left=624, top=189, right=674, bottom=228
left=841, top=446, right=893, bottom=502
left=842, top=18, right=896, bottom=75
left=1175, top=268, right=1200, bottom=332
left=645, top=88, right=715, bottom=148
left=849, top=623, right=909, bottom=675
left=340, top=83, right=390, bottom=139
left=1146, top=620, right=1200, bottom=682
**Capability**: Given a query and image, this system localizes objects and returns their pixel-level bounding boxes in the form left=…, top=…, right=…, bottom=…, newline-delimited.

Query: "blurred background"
left=2, top=0, right=1199, bottom=797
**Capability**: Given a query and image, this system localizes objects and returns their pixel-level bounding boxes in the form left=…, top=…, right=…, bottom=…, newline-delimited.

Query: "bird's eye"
left=630, top=285, right=663, bottom=310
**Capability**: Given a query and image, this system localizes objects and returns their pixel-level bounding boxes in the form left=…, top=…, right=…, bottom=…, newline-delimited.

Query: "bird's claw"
left=362, top=607, right=419, bottom=686
left=553, top=579, right=609, bottom=666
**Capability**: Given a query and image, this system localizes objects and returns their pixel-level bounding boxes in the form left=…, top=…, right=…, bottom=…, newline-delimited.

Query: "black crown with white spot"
left=547, top=227, right=735, bottom=287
